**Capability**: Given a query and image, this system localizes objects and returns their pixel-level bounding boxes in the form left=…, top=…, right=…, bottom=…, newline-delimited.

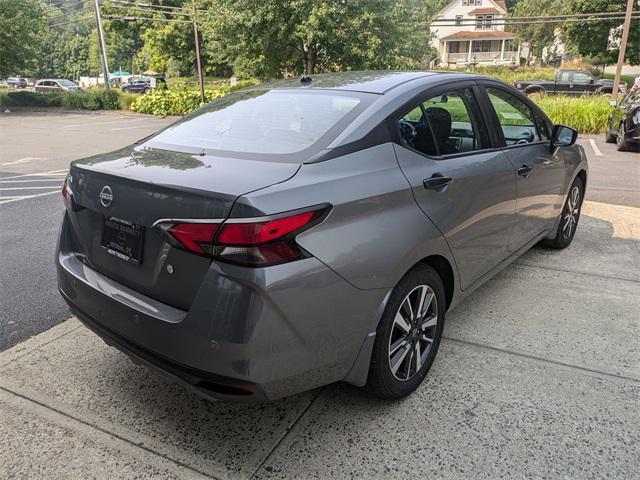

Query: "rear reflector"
left=154, top=206, right=328, bottom=267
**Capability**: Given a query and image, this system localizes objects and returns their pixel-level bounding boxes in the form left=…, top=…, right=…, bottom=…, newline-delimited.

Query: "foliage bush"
left=0, top=90, right=63, bottom=107
left=130, top=79, right=259, bottom=116
left=534, top=95, right=611, bottom=134
left=436, top=66, right=558, bottom=85
left=0, top=88, right=127, bottom=110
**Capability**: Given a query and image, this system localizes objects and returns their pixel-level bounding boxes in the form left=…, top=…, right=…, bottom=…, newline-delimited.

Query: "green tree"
left=511, top=0, right=568, bottom=57
left=0, top=0, right=45, bottom=77
left=200, top=0, right=436, bottom=78
left=564, top=0, right=640, bottom=64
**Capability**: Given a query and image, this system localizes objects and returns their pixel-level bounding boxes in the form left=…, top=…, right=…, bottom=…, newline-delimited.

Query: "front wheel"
left=365, top=265, right=445, bottom=400
left=542, top=177, right=584, bottom=249
left=616, top=123, right=633, bottom=152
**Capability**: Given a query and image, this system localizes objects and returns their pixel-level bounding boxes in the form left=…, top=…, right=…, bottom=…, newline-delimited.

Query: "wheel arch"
left=343, top=253, right=456, bottom=388
left=419, top=255, right=454, bottom=311
left=576, top=168, right=587, bottom=190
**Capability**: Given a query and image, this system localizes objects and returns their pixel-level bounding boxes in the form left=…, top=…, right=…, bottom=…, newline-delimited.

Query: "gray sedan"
left=56, top=71, right=587, bottom=402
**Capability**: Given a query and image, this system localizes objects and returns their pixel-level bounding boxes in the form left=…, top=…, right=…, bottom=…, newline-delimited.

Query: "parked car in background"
left=515, top=69, right=626, bottom=96
left=121, top=76, right=166, bottom=94
left=5, top=77, right=28, bottom=89
left=57, top=71, right=587, bottom=403
left=605, top=88, right=640, bottom=151
left=35, top=79, right=80, bottom=93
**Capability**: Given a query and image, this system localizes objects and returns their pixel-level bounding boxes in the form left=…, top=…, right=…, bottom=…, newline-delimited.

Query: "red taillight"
left=61, top=175, right=71, bottom=199
left=168, top=223, right=219, bottom=255
left=217, top=212, right=315, bottom=245
left=155, top=207, right=327, bottom=267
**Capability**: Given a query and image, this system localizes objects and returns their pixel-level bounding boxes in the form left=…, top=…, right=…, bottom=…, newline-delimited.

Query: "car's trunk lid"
left=65, top=145, right=299, bottom=310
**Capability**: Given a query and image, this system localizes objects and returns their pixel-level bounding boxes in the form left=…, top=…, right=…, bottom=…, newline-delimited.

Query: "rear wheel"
left=366, top=265, right=445, bottom=400
left=542, top=177, right=584, bottom=249
left=525, top=87, right=544, bottom=97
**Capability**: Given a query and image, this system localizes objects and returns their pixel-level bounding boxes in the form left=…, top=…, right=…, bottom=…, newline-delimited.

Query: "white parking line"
left=0, top=169, right=67, bottom=180
left=0, top=190, right=60, bottom=205
left=589, top=139, right=603, bottom=157
left=0, top=179, right=64, bottom=183
left=0, top=186, right=61, bottom=190
left=63, top=118, right=148, bottom=128
left=1, top=157, right=46, bottom=166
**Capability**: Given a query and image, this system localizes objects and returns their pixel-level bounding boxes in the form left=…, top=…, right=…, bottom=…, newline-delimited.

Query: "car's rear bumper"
left=56, top=215, right=387, bottom=402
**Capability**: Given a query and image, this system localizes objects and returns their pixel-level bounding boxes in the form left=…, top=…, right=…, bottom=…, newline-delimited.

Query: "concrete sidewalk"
left=1, top=200, right=639, bottom=479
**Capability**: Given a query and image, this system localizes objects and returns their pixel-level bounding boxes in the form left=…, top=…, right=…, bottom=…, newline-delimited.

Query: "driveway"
left=0, top=114, right=638, bottom=479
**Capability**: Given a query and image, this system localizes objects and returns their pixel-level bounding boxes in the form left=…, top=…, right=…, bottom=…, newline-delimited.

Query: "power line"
left=433, top=11, right=639, bottom=22
left=47, top=15, right=94, bottom=29
left=46, top=5, right=93, bottom=21
left=102, top=13, right=190, bottom=23
left=42, top=0, right=78, bottom=8
left=107, top=0, right=188, bottom=12
left=104, top=4, right=189, bottom=18
left=428, top=15, right=639, bottom=27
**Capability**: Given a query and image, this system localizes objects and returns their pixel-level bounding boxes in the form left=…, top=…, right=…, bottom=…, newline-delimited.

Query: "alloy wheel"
left=562, top=185, right=580, bottom=240
left=616, top=124, right=625, bottom=149
left=388, top=285, right=438, bottom=381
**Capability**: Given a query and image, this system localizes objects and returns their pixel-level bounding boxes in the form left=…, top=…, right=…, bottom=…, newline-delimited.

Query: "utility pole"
left=192, top=4, right=205, bottom=105
left=612, top=0, right=634, bottom=100
left=92, top=0, right=110, bottom=89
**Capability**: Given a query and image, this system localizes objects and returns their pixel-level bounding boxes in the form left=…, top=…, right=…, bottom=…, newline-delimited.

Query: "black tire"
left=366, top=265, right=446, bottom=400
left=525, top=87, right=544, bottom=97
left=542, top=176, right=584, bottom=249
left=604, top=131, right=616, bottom=143
left=616, top=123, right=632, bottom=152
left=143, top=87, right=150, bottom=94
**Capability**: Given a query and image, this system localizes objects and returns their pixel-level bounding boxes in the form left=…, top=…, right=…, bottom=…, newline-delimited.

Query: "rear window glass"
left=149, top=90, right=364, bottom=156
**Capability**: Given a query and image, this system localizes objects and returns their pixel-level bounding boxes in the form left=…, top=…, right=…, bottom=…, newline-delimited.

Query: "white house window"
left=455, top=15, right=463, bottom=25
left=464, top=0, right=482, bottom=5
left=476, top=14, right=493, bottom=29
left=462, top=0, right=468, bottom=5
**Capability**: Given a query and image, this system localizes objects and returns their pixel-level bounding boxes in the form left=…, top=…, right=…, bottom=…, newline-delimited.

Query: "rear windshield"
left=58, top=80, right=77, bottom=87
left=147, top=89, right=370, bottom=160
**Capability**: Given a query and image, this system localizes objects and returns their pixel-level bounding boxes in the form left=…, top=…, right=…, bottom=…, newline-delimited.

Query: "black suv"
left=122, top=76, right=166, bottom=94
left=6, top=77, right=27, bottom=89
left=605, top=88, right=640, bottom=151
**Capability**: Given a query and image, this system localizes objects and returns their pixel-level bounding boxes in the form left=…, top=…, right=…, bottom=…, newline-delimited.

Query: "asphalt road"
left=0, top=111, right=174, bottom=350
left=0, top=111, right=637, bottom=351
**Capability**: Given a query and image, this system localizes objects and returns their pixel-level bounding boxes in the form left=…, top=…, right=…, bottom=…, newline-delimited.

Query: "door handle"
left=517, top=165, right=533, bottom=178
left=423, top=173, right=453, bottom=191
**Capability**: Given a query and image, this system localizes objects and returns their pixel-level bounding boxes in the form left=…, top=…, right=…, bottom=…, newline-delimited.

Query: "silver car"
left=35, top=79, right=80, bottom=92
left=56, top=71, right=587, bottom=402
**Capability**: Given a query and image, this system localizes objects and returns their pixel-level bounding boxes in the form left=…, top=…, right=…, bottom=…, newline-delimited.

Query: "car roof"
left=252, top=70, right=480, bottom=94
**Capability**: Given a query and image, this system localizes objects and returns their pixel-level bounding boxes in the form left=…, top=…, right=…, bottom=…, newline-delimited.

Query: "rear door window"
left=485, top=87, right=540, bottom=145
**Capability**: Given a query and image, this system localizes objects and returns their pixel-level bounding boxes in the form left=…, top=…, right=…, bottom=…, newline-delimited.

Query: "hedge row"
left=534, top=95, right=612, bottom=134
left=0, top=89, right=137, bottom=111
left=129, top=80, right=259, bottom=116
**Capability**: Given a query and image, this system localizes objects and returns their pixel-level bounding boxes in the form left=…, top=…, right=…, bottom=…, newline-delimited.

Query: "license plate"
left=101, top=216, right=144, bottom=264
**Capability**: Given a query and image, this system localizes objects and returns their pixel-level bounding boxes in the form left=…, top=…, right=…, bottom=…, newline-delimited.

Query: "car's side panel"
left=394, top=144, right=517, bottom=289
left=231, top=144, right=460, bottom=293
left=501, top=143, right=566, bottom=249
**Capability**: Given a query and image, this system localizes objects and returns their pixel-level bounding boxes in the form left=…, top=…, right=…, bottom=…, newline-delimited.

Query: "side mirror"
left=609, top=100, right=618, bottom=107
left=551, top=124, right=578, bottom=149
